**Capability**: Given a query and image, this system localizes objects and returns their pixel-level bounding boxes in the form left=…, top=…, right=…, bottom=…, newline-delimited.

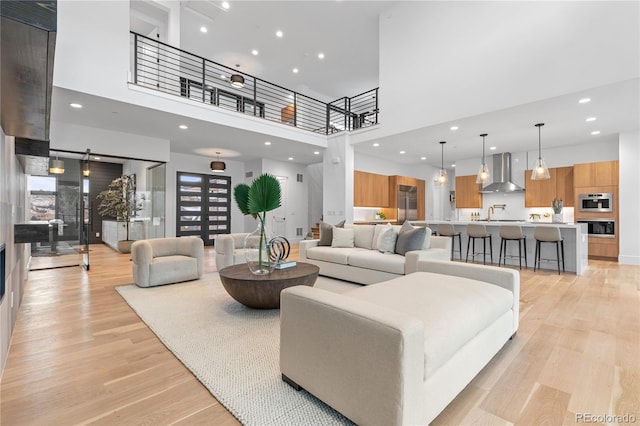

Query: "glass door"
left=81, top=152, right=90, bottom=270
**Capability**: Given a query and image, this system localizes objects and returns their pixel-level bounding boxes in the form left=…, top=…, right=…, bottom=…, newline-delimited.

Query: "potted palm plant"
left=233, top=173, right=282, bottom=275
left=96, top=175, right=143, bottom=253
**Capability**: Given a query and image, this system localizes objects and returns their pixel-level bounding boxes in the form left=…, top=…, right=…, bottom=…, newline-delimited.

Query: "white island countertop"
left=412, top=220, right=588, bottom=275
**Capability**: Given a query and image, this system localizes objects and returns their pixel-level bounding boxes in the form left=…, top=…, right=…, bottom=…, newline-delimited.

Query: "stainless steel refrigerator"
left=397, top=185, right=418, bottom=222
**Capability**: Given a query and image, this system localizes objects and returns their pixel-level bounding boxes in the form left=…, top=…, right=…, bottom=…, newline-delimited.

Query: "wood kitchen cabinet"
left=524, top=166, right=574, bottom=207
left=383, top=176, right=426, bottom=221
left=354, top=170, right=389, bottom=207
left=455, top=175, right=482, bottom=208
left=554, top=166, right=574, bottom=207
left=573, top=160, right=619, bottom=187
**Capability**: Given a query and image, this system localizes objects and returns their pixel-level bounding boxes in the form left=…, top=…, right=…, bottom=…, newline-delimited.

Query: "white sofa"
left=131, top=237, right=204, bottom=287
left=280, top=260, right=520, bottom=425
left=215, top=233, right=250, bottom=270
left=299, top=224, right=451, bottom=285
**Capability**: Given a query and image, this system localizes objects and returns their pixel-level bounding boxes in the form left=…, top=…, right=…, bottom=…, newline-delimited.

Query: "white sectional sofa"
left=299, top=223, right=451, bottom=285
left=280, top=259, right=520, bottom=425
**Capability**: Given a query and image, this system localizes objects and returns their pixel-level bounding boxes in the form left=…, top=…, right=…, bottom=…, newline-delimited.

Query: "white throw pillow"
left=377, top=227, right=398, bottom=254
left=422, top=227, right=432, bottom=250
left=371, top=224, right=389, bottom=250
left=332, top=227, right=355, bottom=248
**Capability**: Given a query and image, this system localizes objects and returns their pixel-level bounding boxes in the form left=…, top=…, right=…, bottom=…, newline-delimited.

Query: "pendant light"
left=230, top=74, right=245, bottom=88
left=531, top=123, right=550, bottom=180
left=210, top=152, right=226, bottom=172
left=437, top=141, right=448, bottom=186
left=476, top=133, right=490, bottom=184
left=49, top=153, right=65, bottom=174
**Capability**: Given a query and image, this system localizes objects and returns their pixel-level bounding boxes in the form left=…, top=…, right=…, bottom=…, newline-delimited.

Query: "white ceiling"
left=53, top=1, right=639, bottom=167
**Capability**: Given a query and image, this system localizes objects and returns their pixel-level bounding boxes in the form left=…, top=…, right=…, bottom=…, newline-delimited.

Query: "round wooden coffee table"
left=219, top=262, right=319, bottom=309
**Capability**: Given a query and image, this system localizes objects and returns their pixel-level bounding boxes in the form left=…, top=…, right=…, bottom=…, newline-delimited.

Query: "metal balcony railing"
left=130, top=32, right=379, bottom=135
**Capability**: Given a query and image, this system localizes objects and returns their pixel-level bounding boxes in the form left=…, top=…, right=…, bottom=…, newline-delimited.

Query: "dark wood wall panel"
left=89, top=162, right=122, bottom=244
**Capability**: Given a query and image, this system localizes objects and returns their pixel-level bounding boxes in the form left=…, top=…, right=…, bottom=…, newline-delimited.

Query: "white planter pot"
left=552, top=213, right=563, bottom=223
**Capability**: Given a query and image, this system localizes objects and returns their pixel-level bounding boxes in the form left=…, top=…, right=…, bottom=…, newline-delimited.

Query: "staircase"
left=310, top=224, right=320, bottom=239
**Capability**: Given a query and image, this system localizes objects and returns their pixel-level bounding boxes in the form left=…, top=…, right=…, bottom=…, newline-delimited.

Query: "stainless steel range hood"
left=479, top=153, right=525, bottom=193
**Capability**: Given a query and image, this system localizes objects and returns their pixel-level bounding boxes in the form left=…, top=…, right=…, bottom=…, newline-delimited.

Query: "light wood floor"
left=1, top=244, right=638, bottom=425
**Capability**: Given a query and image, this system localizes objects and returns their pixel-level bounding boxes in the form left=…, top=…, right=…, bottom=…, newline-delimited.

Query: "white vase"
left=243, top=223, right=274, bottom=275
left=552, top=213, right=563, bottom=223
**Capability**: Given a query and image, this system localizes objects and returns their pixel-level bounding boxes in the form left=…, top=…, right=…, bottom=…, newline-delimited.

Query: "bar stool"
left=534, top=226, right=565, bottom=275
left=437, top=223, right=462, bottom=261
left=499, top=225, right=527, bottom=269
left=466, top=223, right=493, bottom=265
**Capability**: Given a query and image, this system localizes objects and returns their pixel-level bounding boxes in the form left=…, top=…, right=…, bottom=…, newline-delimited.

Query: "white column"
left=323, top=134, right=354, bottom=224
left=619, top=131, right=640, bottom=265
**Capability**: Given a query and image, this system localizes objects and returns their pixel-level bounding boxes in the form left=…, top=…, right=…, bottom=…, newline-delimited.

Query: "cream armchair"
left=215, top=233, right=250, bottom=270
left=131, top=237, right=204, bottom=287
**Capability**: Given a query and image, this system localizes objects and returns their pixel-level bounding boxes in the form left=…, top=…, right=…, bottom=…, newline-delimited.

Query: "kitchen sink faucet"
left=487, top=205, right=495, bottom=222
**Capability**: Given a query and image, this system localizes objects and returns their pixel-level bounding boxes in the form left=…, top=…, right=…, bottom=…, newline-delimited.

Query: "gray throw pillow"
left=318, top=220, right=345, bottom=246
left=395, top=221, right=427, bottom=255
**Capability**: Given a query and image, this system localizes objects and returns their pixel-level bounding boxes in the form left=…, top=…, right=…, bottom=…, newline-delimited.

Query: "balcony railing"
left=130, top=32, right=378, bottom=135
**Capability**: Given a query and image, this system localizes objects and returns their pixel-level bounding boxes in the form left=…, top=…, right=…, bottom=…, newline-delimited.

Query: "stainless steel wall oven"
left=576, top=218, right=615, bottom=238
left=579, top=193, right=613, bottom=213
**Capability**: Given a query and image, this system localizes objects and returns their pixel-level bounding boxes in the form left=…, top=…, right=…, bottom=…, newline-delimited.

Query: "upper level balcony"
left=130, top=32, right=379, bottom=136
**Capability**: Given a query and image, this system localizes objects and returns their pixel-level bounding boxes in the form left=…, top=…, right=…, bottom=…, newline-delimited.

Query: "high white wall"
left=165, top=152, right=246, bottom=238
left=378, top=2, right=639, bottom=138
left=306, top=163, right=323, bottom=231
left=619, top=131, right=640, bottom=264
left=0, top=130, right=28, bottom=376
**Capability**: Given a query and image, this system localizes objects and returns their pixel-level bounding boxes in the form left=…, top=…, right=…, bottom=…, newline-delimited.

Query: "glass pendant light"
left=531, top=123, right=550, bottom=180
left=437, top=141, right=448, bottom=186
left=476, top=133, right=490, bottom=184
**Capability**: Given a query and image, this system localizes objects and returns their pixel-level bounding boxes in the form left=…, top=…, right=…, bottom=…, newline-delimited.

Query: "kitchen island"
left=416, top=221, right=588, bottom=275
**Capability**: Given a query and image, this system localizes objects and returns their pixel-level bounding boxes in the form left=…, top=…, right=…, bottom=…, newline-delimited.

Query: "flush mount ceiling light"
left=476, top=133, right=490, bottom=184
left=200, top=26, right=207, bottom=33
left=318, top=52, right=325, bottom=59
left=276, top=30, right=283, bottom=38
left=230, top=74, right=245, bottom=88
left=578, top=98, right=591, bottom=104
left=531, top=123, right=550, bottom=180
left=49, top=153, right=65, bottom=175
left=222, top=1, right=230, bottom=9
left=70, top=103, right=83, bottom=108
left=437, top=141, right=448, bottom=186
left=450, top=126, right=459, bottom=131
left=210, top=152, right=226, bottom=172
left=251, top=49, right=258, bottom=55
left=586, top=117, right=597, bottom=122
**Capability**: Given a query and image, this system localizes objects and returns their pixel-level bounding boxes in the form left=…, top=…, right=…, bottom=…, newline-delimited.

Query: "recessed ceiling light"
left=450, top=126, right=458, bottom=131
left=93, top=156, right=101, bottom=160
left=288, top=157, right=294, bottom=161
left=313, top=151, right=320, bottom=155
left=578, top=98, right=591, bottom=104
left=200, top=26, right=207, bottom=33
left=399, top=150, right=406, bottom=154
left=70, top=103, right=83, bottom=108
left=451, top=164, right=456, bottom=168
left=591, top=130, right=601, bottom=135
left=288, top=94, right=294, bottom=99
left=276, top=30, right=283, bottom=38
left=221, top=1, right=230, bottom=9
left=179, top=124, right=188, bottom=130
left=220, top=74, right=226, bottom=80
left=490, top=146, right=497, bottom=150
left=251, top=49, right=258, bottom=55
left=264, top=141, right=271, bottom=145
left=586, top=117, right=597, bottom=122
left=373, top=143, right=379, bottom=147
left=318, top=52, right=325, bottom=59
left=292, top=68, right=299, bottom=74
left=420, top=156, right=427, bottom=160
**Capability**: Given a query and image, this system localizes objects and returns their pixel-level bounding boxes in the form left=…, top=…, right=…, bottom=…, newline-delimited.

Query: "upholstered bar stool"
left=466, top=223, right=493, bottom=265
left=499, top=225, right=527, bottom=269
left=534, top=226, right=565, bottom=275
left=437, top=223, right=462, bottom=261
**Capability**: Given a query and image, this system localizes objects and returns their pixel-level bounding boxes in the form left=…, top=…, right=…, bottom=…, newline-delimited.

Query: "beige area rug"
left=116, top=274, right=359, bottom=426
